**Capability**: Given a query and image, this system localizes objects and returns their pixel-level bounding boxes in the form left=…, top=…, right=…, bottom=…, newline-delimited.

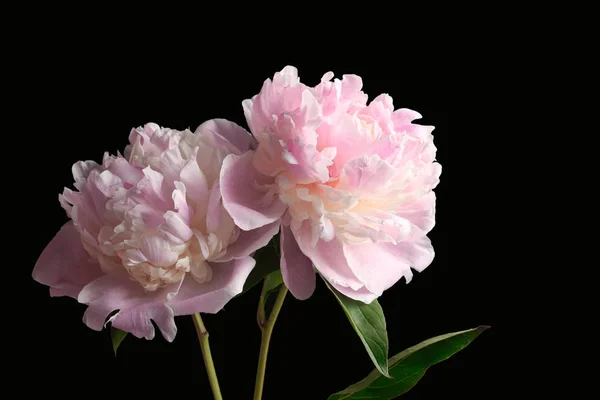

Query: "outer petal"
left=330, top=281, right=378, bottom=304
left=280, top=223, right=315, bottom=300
left=393, top=236, right=435, bottom=272
left=169, top=257, right=256, bottom=315
left=78, top=273, right=181, bottom=342
left=293, top=220, right=363, bottom=291
left=212, top=220, right=280, bottom=262
left=396, top=192, right=437, bottom=237
left=343, top=241, right=423, bottom=297
left=196, top=119, right=256, bottom=155
left=220, top=152, right=287, bottom=230
left=32, top=222, right=103, bottom=299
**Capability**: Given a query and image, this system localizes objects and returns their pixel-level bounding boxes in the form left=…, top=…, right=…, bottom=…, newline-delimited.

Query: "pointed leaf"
left=328, top=325, right=490, bottom=399
left=111, top=327, right=128, bottom=355
left=325, top=280, right=390, bottom=377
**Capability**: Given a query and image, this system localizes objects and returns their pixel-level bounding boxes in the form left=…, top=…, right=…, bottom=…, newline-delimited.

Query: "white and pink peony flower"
left=33, top=120, right=279, bottom=341
left=220, top=66, right=441, bottom=303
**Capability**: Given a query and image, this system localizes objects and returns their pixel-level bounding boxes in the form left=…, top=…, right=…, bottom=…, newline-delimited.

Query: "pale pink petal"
left=396, top=192, right=437, bottom=237
left=338, top=155, right=396, bottom=195
left=32, top=222, right=103, bottom=299
left=179, top=152, right=209, bottom=204
left=220, top=152, right=287, bottom=230
left=110, top=302, right=177, bottom=342
left=343, top=241, right=417, bottom=296
left=106, top=157, right=144, bottom=187
left=140, top=236, right=180, bottom=267
left=172, top=181, right=192, bottom=224
left=169, top=257, right=256, bottom=315
left=329, top=281, right=378, bottom=304
left=280, top=224, right=315, bottom=300
left=196, top=118, right=256, bottom=154
left=394, top=236, right=435, bottom=272
left=78, top=273, right=181, bottom=341
left=72, top=160, right=100, bottom=181
left=159, top=210, right=193, bottom=244
left=213, top=220, right=280, bottom=262
left=205, top=180, right=222, bottom=233
left=293, top=220, right=363, bottom=290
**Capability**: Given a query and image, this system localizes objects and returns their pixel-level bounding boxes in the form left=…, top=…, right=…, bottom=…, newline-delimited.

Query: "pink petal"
left=140, top=236, right=180, bottom=267
left=396, top=192, right=437, bottom=237
left=196, top=118, right=256, bottom=154
left=330, top=281, right=378, bottom=304
left=338, top=155, right=396, bottom=195
left=205, top=180, right=222, bottom=233
left=220, top=152, right=287, bottom=230
left=159, top=210, right=193, bottom=244
left=394, top=236, right=435, bottom=272
left=108, top=157, right=144, bottom=187
left=179, top=152, right=209, bottom=204
left=342, top=241, right=418, bottom=297
left=110, top=302, right=177, bottom=342
left=78, top=273, right=181, bottom=341
left=169, top=257, right=256, bottom=315
left=213, top=220, right=280, bottom=262
left=280, top=224, right=315, bottom=300
left=32, top=222, right=103, bottom=299
left=293, top=220, right=363, bottom=291
left=72, top=160, right=99, bottom=181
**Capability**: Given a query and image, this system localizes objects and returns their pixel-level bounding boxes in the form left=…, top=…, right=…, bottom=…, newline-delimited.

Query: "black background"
left=10, top=29, right=503, bottom=399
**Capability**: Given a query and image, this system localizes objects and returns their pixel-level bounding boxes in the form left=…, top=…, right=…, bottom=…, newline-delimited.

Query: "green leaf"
left=262, top=270, right=283, bottom=318
left=325, top=280, right=390, bottom=378
left=239, top=233, right=280, bottom=295
left=327, top=325, right=491, bottom=400
left=111, top=327, right=128, bottom=355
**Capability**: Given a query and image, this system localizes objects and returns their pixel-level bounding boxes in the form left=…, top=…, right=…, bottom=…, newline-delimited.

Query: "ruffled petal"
left=32, top=222, right=103, bottom=299
left=78, top=273, right=181, bottom=341
left=169, top=257, right=256, bottom=315
left=220, top=152, right=287, bottom=230
left=293, top=220, right=363, bottom=291
left=343, top=241, right=420, bottom=297
left=329, top=281, right=377, bottom=304
left=212, top=220, right=280, bottom=262
left=196, top=118, right=256, bottom=154
left=338, top=154, right=396, bottom=195
left=280, top=224, right=315, bottom=300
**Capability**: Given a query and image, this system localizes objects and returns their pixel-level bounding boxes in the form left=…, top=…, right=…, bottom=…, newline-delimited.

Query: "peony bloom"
left=33, top=120, right=279, bottom=341
left=220, top=66, right=441, bottom=303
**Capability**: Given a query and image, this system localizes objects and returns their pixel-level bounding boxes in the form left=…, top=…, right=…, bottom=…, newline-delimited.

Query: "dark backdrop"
left=14, top=44, right=501, bottom=399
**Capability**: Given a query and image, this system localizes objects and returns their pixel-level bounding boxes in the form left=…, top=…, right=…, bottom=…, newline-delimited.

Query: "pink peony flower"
left=221, top=66, right=441, bottom=303
left=33, top=120, right=279, bottom=341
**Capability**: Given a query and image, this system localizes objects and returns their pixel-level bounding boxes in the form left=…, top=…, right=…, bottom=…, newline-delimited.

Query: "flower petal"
left=329, top=281, right=377, bottom=304
left=280, top=224, right=315, bottom=300
left=196, top=118, right=256, bottom=154
left=394, top=236, right=435, bottom=272
left=342, top=241, right=418, bottom=297
left=140, top=236, right=181, bottom=267
left=293, top=220, right=363, bottom=290
left=32, top=222, right=103, bottom=299
left=338, top=154, right=396, bottom=195
left=220, top=152, right=287, bottom=230
left=213, top=220, right=280, bottom=262
left=79, top=273, right=181, bottom=341
left=169, top=257, right=256, bottom=315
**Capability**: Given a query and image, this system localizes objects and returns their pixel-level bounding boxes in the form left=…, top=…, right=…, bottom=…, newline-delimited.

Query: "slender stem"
left=192, top=313, right=223, bottom=400
left=253, top=285, right=288, bottom=400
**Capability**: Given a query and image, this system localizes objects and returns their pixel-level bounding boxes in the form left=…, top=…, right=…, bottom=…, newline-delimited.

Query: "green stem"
left=253, top=285, right=288, bottom=400
left=192, top=313, right=223, bottom=400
